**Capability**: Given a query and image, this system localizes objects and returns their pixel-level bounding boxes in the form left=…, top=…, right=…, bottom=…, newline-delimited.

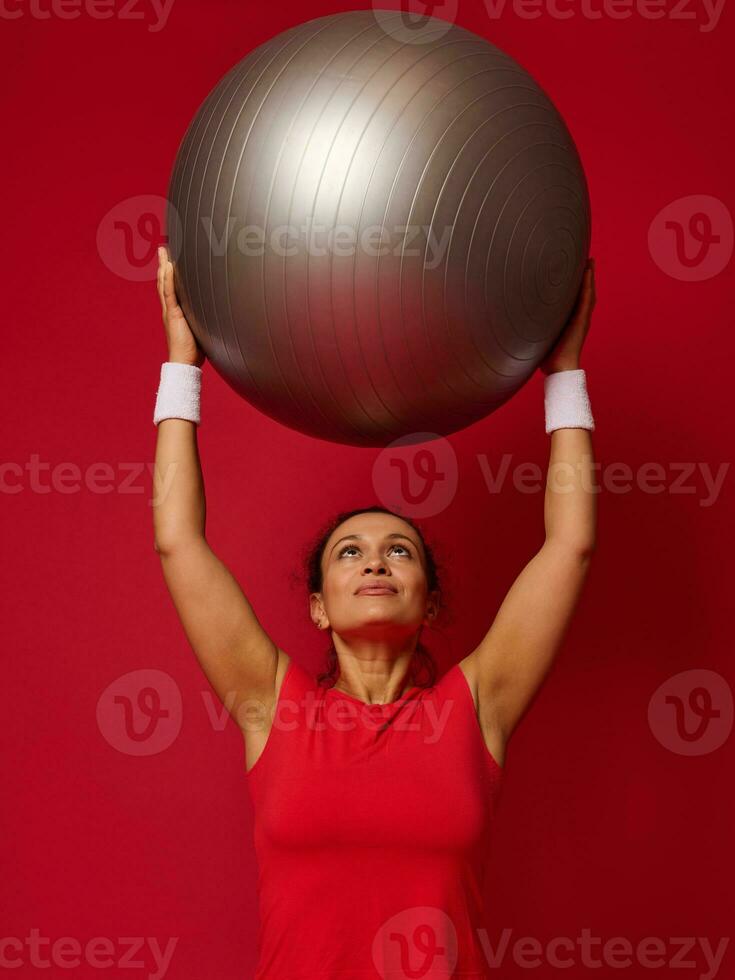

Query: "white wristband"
left=153, top=362, right=202, bottom=425
left=544, top=369, right=594, bottom=433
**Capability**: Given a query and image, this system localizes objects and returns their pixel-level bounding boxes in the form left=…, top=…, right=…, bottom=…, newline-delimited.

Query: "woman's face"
left=311, top=512, right=439, bottom=641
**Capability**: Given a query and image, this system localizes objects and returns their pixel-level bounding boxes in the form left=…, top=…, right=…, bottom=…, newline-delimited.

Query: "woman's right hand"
left=157, top=245, right=205, bottom=368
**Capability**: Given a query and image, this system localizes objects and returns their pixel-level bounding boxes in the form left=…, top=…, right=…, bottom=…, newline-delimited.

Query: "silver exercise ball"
left=167, top=9, right=591, bottom=447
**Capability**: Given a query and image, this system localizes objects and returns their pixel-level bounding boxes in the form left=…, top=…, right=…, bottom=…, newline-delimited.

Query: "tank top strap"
left=278, top=657, right=319, bottom=705
left=433, top=660, right=471, bottom=701
left=432, top=661, right=505, bottom=776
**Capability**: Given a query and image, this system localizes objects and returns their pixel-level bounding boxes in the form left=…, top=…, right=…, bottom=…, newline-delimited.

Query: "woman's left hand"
left=539, top=257, right=596, bottom=375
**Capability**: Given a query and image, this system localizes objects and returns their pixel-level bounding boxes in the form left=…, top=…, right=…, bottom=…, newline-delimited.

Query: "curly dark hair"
left=296, top=505, right=447, bottom=689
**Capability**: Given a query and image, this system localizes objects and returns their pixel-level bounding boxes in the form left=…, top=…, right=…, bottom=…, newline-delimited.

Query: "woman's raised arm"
left=459, top=261, right=598, bottom=762
left=151, top=248, right=289, bottom=749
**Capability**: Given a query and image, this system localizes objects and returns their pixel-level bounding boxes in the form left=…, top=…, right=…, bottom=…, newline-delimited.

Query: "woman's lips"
left=356, top=587, right=397, bottom=595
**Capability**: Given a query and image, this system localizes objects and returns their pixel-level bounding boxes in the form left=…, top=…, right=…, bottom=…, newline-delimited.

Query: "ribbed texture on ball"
left=168, top=9, right=590, bottom=446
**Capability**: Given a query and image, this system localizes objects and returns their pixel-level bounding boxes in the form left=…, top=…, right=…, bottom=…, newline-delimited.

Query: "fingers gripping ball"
left=167, top=10, right=591, bottom=447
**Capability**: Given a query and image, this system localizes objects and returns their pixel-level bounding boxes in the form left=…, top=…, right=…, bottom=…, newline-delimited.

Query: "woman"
left=152, top=246, right=597, bottom=979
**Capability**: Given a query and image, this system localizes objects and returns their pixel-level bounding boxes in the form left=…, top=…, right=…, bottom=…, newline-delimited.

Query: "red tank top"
left=246, top=658, right=504, bottom=979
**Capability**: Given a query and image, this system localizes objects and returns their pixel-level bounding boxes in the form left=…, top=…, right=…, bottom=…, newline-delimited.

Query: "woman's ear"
left=309, top=592, right=326, bottom=628
left=424, top=590, right=440, bottom=624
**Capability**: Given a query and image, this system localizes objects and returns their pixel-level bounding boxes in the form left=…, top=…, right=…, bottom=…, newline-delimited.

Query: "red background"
left=2, top=0, right=733, bottom=978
